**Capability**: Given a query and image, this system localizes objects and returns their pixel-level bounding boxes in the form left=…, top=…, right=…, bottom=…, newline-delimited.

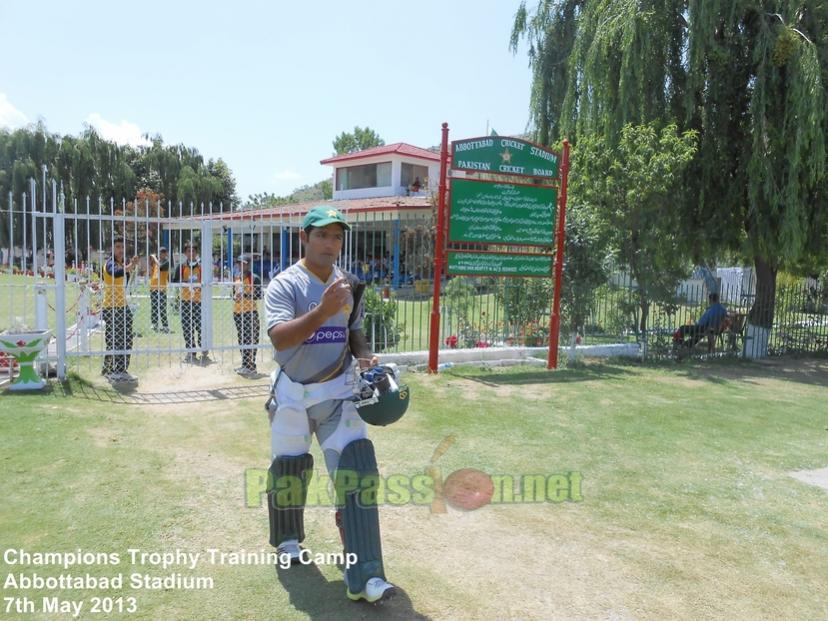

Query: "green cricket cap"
left=302, top=205, right=351, bottom=231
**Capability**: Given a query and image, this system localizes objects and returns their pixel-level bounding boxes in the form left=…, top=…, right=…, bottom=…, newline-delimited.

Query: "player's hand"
left=318, top=276, right=350, bottom=319
left=358, top=356, right=379, bottom=370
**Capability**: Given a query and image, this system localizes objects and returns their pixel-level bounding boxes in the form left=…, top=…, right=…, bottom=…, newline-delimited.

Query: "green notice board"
left=449, top=179, right=557, bottom=245
left=447, top=252, right=553, bottom=277
left=452, top=136, right=560, bottom=179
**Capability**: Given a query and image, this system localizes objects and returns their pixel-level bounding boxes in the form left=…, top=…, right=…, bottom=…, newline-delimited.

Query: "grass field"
left=2, top=356, right=827, bottom=620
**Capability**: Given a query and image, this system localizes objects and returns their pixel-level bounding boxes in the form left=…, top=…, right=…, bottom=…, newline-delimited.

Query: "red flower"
left=444, top=335, right=458, bottom=348
left=16, top=340, right=26, bottom=347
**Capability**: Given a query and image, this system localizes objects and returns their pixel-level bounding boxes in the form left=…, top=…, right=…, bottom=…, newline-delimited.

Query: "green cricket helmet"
left=353, top=363, right=409, bottom=426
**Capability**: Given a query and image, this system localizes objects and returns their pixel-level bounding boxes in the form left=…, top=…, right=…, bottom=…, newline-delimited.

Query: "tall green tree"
left=560, top=201, right=611, bottom=358
left=332, top=126, right=385, bottom=155
left=513, top=1, right=828, bottom=353
left=0, top=123, right=239, bottom=253
left=572, top=123, right=698, bottom=339
left=0, top=124, right=236, bottom=209
left=207, top=158, right=239, bottom=209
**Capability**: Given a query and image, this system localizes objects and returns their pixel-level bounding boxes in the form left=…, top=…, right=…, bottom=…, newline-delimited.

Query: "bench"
left=706, top=311, right=749, bottom=354
left=673, top=311, right=747, bottom=358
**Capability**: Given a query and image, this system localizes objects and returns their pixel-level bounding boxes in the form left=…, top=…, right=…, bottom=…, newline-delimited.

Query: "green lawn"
left=2, top=356, right=827, bottom=619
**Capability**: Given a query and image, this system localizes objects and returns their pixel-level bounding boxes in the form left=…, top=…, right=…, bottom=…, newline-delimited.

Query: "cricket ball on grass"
left=442, top=468, right=494, bottom=511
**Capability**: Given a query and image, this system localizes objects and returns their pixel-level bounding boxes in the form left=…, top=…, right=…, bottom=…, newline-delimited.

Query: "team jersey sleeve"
left=349, top=288, right=365, bottom=332
left=265, top=276, right=295, bottom=331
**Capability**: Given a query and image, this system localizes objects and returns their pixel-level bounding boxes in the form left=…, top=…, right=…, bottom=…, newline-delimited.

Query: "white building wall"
left=330, top=154, right=440, bottom=200
left=335, top=186, right=398, bottom=200
left=391, top=160, right=402, bottom=195
left=331, top=154, right=395, bottom=200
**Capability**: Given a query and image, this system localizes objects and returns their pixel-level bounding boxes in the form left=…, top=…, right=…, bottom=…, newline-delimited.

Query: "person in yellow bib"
left=171, top=243, right=208, bottom=364
left=149, top=247, right=171, bottom=333
left=232, top=255, right=262, bottom=377
left=101, top=237, right=140, bottom=383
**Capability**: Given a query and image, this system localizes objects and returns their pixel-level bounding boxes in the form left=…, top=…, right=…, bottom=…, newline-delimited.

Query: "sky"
left=0, top=0, right=534, bottom=202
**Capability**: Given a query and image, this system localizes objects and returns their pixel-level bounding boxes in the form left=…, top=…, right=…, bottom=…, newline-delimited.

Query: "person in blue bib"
left=264, top=206, right=396, bottom=604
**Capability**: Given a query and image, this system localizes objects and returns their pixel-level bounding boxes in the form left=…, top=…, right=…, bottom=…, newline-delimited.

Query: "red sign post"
left=547, top=140, right=570, bottom=369
left=427, top=123, right=450, bottom=374
left=428, top=125, right=570, bottom=373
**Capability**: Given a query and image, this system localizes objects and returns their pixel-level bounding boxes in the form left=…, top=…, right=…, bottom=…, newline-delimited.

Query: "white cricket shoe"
left=347, top=576, right=397, bottom=604
left=276, top=539, right=301, bottom=565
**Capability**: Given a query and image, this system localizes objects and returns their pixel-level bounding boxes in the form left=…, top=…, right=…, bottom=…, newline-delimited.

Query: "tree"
left=0, top=124, right=238, bottom=211
left=243, top=192, right=289, bottom=211
left=207, top=158, right=239, bottom=209
left=444, top=277, right=479, bottom=347
left=496, top=277, right=553, bottom=344
left=572, top=123, right=698, bottom=344
left=560, top=202, right=611, bottom=360
left=512, top=1, right=828, bottom=355
left=332, top=126, right=385, bottom=155
left=115, top=188, right=164, bottom=253
left=175, top=165, right=223, bottom=213
left=320, top=178, right=333, bottom=200
left=242, top=177, right=332, bottom=211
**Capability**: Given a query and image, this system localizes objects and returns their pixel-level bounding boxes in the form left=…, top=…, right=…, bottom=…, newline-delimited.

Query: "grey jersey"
left=265, top=260, right=364, bottom=384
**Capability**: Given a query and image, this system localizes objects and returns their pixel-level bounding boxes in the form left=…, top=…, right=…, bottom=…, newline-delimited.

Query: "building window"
left=336, top=162, right=392, bottom=190
left=401, top=163, right=429, bottom=189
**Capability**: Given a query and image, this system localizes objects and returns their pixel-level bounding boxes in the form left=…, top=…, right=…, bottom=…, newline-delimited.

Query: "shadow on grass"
left=447, top=361, right=636, bottom=386
left=611, top=353, right=828, bottom=388
left=275, top=562, right=431, bottom=620
left=3, top=373, right=271, bottom=405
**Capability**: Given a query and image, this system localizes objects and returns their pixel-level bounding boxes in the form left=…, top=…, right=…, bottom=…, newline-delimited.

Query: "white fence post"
left=30, top=179, right=38, bottom=276
left=200, top=223, right=213, bottom=353
left=54, top=183, right=66, bottom=380
left=35, top=285, right=48, bottom=374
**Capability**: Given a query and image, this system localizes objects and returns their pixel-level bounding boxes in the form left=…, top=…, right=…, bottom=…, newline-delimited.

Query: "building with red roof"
left=320, top=142, right=440, bottom=201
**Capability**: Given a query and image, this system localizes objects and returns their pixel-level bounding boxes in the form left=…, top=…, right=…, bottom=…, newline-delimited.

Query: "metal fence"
left=569, top=270, right=828, bottom=359
left=2, top=179, right=827, bottom=383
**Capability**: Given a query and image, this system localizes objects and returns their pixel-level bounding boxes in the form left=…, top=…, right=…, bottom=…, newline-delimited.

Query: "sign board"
left=448, top=178, right=556, bottom=245
left=447, top=251, right=553, bottom=277
left=452, top=136, right=559, bottom=179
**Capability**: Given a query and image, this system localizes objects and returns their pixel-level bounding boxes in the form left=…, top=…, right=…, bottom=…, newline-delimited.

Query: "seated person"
left=673, top=293, right=729, bottom=348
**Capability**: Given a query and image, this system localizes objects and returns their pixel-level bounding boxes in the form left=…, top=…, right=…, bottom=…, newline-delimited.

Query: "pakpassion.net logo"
left=245, top=436, right=582, bottom=512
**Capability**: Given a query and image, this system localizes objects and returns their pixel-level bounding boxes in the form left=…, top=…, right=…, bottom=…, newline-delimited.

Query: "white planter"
left=0, top=330, right=53, bottom=391
left=743, top=322, right=769, bottom=358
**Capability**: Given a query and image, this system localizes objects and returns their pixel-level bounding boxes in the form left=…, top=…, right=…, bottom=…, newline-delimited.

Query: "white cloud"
left=0, top=93, right=28, bottom=128
left=86, top=112, right=151, bottom=147
left=273, top=168, right=303, bottom=183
